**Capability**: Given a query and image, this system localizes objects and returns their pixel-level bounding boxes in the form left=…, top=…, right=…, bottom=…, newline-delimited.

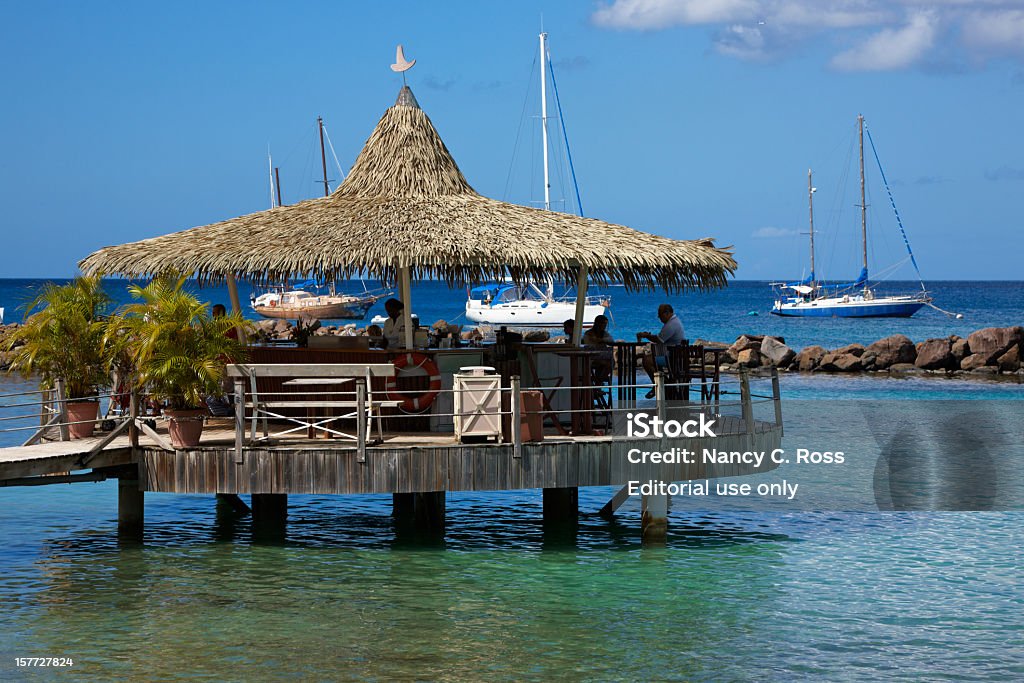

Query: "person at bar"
left=381, top=298, right=407, bottom=349
left=583, top=314, right=614, bottom=382
left=636, top=303, right=684, bottom=398
left=559, top=318, right=574, bottom=343
left=211, top=303, right=238, bottom=339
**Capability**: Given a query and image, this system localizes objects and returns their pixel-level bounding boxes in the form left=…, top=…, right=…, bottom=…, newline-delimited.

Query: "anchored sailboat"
left=250, top=117, right=388, bottom=321
left=771, top=115, right=931, bottom=318
left=464, top=31, right=609, bottom=329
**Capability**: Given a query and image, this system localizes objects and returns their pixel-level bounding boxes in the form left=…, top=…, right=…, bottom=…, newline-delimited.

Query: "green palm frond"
left=108, top=274, right=252, bottom=409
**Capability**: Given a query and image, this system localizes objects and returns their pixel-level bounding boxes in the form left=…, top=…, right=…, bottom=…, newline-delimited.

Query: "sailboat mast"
left=808, top=168, right=816, bottom=284
left=268, top=149, right=276, bottom=208
left=318, top=116, right=330, bottom=197
left=539, top=31, right=550, bottom=211
left=858, top=114, right=867, bottom=280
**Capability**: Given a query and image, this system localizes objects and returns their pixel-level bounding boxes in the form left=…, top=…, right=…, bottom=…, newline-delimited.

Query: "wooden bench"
left=226, top=363, right=399, bottom=446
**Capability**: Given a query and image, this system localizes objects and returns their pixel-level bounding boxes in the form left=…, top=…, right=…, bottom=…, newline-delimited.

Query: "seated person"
left=559, top=318, right=574, bottom=344
left=636, top=303, right=685, bottom=397
left=381, top=298, right=406, bottom=349
left=365, top=323, right=384, bottom=348
left=582, top=314, right=614, bottom=382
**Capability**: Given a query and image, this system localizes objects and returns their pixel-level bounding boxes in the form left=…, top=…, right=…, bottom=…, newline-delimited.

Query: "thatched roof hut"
left=81, top=84, right=736, bottom=346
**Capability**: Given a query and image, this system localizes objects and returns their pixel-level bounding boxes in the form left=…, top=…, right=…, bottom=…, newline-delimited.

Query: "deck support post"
left=393, top=492, right=445, bottom=535
left=117, top=476, right=144, bottom=538
left=55, top=378, right=70, bottom=442
left=654, top=371, right=665, bottom=423
left=251, top=493, right=287, bottom=536
left=511, top=376, right=522, bottom=459
left=233, top=378, right=245, bottom=464
left=356, top=379, right=367, bottom=463
left=740, top=368, right=754, bottom=434
left=771, top=366, right=783, bottom=436
left=543, top=487, right=578, bottom=522
left=641, top=494, right=668, bottom=543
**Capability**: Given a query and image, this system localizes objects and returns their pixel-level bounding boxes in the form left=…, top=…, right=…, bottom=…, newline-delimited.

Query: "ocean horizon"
left=3, top=278, right=1022, bottom=352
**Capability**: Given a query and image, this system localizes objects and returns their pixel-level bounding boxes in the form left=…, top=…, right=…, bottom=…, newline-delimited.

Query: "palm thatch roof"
left=80, top=86, right=736, bottom=291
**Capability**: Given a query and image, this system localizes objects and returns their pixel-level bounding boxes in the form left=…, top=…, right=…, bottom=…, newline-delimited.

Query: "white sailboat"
left=464, top=31, right=609, bottom=329
left=250, top=117, right=388, bottom=321
left=466, top=278, right=607, bottom=328
left=771, top=115, right=931, bottom=318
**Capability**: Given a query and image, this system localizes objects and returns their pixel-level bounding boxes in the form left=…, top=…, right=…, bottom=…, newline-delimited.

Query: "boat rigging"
left=771, top=115, right=936, bottom=318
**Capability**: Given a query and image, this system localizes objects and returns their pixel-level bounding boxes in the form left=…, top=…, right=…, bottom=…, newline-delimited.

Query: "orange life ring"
left=269, top=300, right=278, bottom=307
left=387, top=353, right=442, bottom=412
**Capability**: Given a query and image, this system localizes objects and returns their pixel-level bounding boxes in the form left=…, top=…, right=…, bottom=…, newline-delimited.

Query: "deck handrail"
left=224, top=362, right=780, bottom=461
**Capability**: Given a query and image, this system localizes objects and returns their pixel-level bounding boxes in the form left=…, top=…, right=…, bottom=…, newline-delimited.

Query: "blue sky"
left=2, top=0, right=1023, bottom=280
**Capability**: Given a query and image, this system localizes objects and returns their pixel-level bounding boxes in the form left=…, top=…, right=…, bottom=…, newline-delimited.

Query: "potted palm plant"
left=109, top=275, right=250, bottom=448
left=4, top=276, right=112, bottom=438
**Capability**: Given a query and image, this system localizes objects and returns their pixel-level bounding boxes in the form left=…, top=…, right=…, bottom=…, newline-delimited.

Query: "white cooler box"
left=453, top=367, right=502, bottom=443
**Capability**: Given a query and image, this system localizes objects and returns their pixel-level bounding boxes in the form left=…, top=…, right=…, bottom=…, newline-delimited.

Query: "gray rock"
left=728, top=335, right=762, bottom=362
left=996, top=344, right=1020, bottom=372
left=736, top=348, right=762, bottom=368
left=864, top=334, right=915, bottom=369
left=951, top=338, right=970, bottom=361
left=819, top=352, right=862, bottom=372
left=966, top=326, right=1024, bottom=364
left=960, top=354, right=990, bottom=371
left=915, top=338, right=954, bottom=370
left=796, top=345, right=826, bottom=372
left=760, top=336, right=796, bottom=368
left=836, top=343, right=866, bottom=357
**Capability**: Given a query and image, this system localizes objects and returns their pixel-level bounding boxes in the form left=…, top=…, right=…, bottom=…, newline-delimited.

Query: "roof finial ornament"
left=391, top=44, right=416, bottom=86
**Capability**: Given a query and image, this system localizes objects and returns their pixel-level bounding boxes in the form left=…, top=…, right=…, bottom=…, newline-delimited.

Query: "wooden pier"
left=0, top=411, right=783, bottom=541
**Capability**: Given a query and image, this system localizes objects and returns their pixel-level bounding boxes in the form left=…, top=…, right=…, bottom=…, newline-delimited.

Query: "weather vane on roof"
left=391, top=44, right=416, bottom=86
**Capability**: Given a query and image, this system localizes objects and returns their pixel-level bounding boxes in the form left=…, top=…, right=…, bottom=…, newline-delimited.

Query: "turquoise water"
left=1, top=373, right=1022, bottom=680
left=1, top=277, right=1023, bottom=679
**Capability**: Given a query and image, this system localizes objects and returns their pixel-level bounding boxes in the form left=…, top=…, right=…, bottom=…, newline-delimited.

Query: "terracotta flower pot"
left=165, top=408, right=207, bottom=448
left=66, top=399, right=100, bottom=439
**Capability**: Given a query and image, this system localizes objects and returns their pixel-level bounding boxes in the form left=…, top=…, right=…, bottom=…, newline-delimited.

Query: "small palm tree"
left=4, top=275, right=112, bottom=399
left=109, top=275, right=250, bottom=410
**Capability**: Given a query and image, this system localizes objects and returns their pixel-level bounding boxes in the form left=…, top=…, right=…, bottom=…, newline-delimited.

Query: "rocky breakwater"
left=715, top=326, right=1024, bottom=379
left=0, top=323, right=22, bottom=371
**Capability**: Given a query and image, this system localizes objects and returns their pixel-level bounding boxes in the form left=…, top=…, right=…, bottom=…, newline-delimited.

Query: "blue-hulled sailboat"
left=771, top=115, right=931, bottom=318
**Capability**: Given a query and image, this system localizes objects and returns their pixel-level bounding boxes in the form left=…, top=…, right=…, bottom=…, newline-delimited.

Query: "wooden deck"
left=0, top=415, right=783, bottom=494
left=0, top=433, right=134, bottom=481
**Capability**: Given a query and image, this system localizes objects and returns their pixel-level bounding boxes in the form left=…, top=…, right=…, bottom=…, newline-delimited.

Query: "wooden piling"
left=542, top=487, right=579, bottom=522
left=251, top=493, right=288, bottom=534
left=641, top=494, right=668, bottom=543
left=117, top=476, right=144, bottom=537
left=394, top=491, right=445, bottom=534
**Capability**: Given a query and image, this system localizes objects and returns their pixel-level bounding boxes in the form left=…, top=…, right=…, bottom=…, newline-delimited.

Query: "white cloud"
left=591, top=0, right=1024, bottom=70
left=831, top=10, right=939, bottom=70
left=752, top=226, right=798, bottom=238
left=962, top=9, right=1024, bottom=57
left=714, top=24, right=769, bottom=60
left=592, top=0, right=760, bottom=29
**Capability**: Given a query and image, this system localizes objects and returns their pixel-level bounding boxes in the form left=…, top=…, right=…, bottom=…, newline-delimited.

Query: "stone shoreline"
left=708, top=325, right=1024, bottom=380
